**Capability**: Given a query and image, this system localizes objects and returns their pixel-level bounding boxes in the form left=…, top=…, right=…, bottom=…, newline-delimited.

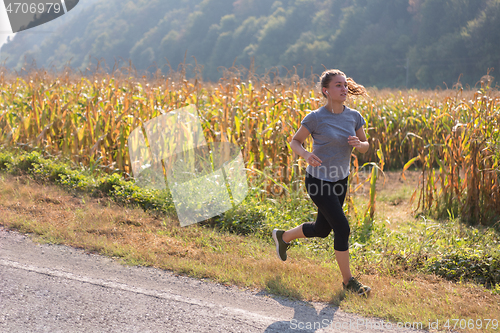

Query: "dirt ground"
left=349, top=169, right=423, bottom=227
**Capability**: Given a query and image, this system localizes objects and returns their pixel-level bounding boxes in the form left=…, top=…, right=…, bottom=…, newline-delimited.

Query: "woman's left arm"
left=348, top=127, right=369, bottom=154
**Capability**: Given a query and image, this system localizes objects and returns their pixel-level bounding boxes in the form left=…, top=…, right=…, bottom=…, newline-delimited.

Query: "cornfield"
left=0, top=66, right=498, bottom=225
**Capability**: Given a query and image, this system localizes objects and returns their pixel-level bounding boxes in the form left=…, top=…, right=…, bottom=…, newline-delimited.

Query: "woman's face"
left=324, top=75, right=348, bottom=102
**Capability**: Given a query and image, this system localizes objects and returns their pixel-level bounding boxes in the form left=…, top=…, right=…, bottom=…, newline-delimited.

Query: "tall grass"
left=0, top=65, right=498, bottom=225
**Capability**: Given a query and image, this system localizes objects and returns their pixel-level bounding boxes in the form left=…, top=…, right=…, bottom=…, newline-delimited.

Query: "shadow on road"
left=260, top=275, right=344, bottom=332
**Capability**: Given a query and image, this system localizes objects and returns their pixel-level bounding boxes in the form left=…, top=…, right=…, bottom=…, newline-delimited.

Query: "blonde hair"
left=319, top=69, right=368, bottom=98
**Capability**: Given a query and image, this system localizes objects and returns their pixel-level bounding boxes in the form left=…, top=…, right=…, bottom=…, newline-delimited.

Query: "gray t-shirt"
left=300, top=106, right=366, bottom=182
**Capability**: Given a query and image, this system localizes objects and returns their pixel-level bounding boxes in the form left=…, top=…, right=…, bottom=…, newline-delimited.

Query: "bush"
left=215, top=204, right=266, bottom=235
left=427, top=250, right=500, bottom=287
left=0, top=150, right=175, bottom=215
left=0, top=152, right=12, bottom=170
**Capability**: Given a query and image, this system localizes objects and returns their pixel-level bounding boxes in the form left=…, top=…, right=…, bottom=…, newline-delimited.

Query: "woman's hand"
left=290, top=126, right=322, bottom=165
left=348, top=135, right=362, bottom=148
left=348, top=135, right=369, bottom=153
left=305, top=152, right=322, bottom=167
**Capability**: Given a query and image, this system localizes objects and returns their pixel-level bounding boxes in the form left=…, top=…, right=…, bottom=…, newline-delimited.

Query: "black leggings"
left=302, top=172, right=350, bottom=251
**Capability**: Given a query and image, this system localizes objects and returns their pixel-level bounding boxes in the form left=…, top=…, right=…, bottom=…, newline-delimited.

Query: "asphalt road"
left=0, top=227, right=424, bottom=333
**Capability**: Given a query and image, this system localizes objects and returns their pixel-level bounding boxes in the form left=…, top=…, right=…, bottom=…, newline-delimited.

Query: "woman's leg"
left=273, top=208, right=330, bottom=261
left=284, top=207, right=332, bottom=242
left=282, top=224, right=305, bottom=243
left=310, top=192, right=352, bottom=284
left=335, top=250, right=353, bottom=285
left=305, top=175, right=350, bottom=250
left=278, top=225, right=354, bottom=285
left=304, top=175, right=354, bottom=284
left=276, top=174, right=370, bottom=293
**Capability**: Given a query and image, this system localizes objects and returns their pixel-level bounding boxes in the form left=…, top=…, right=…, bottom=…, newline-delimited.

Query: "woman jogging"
left=272, top=69, right=371, bottom=296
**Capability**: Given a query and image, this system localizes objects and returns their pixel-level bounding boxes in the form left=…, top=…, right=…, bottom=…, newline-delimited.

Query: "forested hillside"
left=1, top=0, right=499, bottom=88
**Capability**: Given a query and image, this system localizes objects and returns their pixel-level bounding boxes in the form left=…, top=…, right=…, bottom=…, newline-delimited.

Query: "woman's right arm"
left=289, top=126, right=322, bottom=167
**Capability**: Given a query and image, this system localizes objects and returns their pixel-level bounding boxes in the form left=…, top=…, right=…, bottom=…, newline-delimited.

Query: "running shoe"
left=272, top=229, right=290, bottom=261
left=343, top=277, right=371, bottom=296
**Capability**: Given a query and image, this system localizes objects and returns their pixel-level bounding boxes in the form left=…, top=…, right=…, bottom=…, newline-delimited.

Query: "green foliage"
left=427, top=249, right=500, bottom=287
left=1, top=150, right=175, bottom=215
left=1, top=0, right=499, bottom=88
left=213, top=176, right=316, bottom=236
left=0, top=151, right=12, bottom=170
left=349, top=217, right=500, bottom=290
left=213, top=197, right=268, bottom=236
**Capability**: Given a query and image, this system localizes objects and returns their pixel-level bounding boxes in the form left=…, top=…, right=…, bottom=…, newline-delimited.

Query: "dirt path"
left=0, top=226, right=425, bottom=333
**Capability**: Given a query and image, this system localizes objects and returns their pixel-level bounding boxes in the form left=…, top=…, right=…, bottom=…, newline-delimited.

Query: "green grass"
left=377, top=183, right=414, bottom=204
